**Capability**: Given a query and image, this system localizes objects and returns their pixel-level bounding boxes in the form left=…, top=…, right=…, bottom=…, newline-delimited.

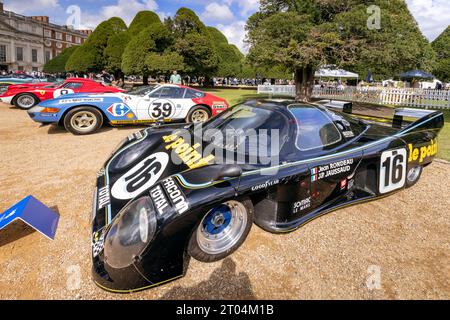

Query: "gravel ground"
left=0, top=103, right=449, bottom=300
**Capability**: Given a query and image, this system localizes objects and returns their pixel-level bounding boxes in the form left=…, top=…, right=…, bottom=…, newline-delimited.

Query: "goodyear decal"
left=163, top=132, right=215, bottom=169
left=408, top=139, right=438, bottom=163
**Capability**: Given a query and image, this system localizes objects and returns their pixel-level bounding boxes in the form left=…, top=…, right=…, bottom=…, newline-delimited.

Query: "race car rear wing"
left=393, top=108, right=436, bottom=129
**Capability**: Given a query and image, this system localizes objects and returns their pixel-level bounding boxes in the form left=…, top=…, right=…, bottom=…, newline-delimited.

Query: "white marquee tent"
left=315, top=67, right=359, bottom=80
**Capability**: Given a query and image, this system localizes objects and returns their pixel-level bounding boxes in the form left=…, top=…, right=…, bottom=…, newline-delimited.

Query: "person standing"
left=170, top=70, right=182, bottom=84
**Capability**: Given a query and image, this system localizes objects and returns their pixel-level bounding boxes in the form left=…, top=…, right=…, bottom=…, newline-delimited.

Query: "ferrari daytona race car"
left=1, top=78, right=124, bottom=110
left=91, top=99, right=443, bottom=292
left=27, top=84, right=229, bottom=134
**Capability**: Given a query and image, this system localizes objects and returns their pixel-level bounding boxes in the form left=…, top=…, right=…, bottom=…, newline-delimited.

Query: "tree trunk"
left=143, top=75, right=149, bottom=85
left=294, top=66, right=315, bottom=101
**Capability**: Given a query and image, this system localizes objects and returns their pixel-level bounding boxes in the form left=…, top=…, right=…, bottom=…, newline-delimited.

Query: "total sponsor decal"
left=97, top=186, right=111, bottom=210
left=162, top=177, right=189, bottom=214
left=111, top=152, right=169, bottom=200
left=311, top=159, right=354, bottom=182
left=163, top=132, right=215, bottom=169
left=107, top=103, right=131, bottom=117
left=59, top=97, right=104, bottom=104
left=251, top=179, right=279, bottom=191
left=150, top=185, right=169, bottom=215
left=408, top=139, right=438, bottom=163
left=293, top=197, right=311, bottom=214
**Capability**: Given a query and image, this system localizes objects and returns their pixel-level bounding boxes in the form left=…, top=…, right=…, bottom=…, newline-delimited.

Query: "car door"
left=288, top=105, right=364, bottom=213
left=136, top=86, right=186, bottom=121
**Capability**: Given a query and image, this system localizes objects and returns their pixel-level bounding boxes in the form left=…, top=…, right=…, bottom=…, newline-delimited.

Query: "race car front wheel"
left=188, top=198, right=254, bottom=263
left=14, top=93, right=39, bottom=110
left=406, top=165, right=422, bottom=188
left=186, top=106, right=211, bottom=123
left=63, top=107, right=104, bottom=135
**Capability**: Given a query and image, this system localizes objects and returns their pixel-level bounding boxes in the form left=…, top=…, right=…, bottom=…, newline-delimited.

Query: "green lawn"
left=205, top=88, right=450, bottom=161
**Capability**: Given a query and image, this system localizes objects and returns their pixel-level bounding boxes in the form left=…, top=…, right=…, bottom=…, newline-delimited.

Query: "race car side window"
left=159, top=87, right=185, bottom=98
left=184, top=89, right=205, bottom=99
left=289, top=105, right=342, bottom=151
left=63, top=82, right=83, bottom=89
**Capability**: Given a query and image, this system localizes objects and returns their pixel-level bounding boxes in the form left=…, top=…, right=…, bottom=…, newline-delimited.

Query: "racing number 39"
left=151, top=102, right=173, bottom=118
left=379, top=148, right=407, bottom=194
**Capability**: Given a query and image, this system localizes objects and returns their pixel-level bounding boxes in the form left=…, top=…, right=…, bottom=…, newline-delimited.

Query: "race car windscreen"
left=128, top=85, right=158, bottom=96
left=201, top=104, right=289, bottom=157
left=289, top=105, right=342, bottom=150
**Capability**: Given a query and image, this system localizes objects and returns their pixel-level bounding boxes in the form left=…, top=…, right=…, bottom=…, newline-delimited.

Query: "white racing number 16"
left=379, top=148, right=407, bottom=194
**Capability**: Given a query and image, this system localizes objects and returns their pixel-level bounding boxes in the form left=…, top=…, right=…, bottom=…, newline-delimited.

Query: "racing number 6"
left=379, top=148, right=407, bottom=194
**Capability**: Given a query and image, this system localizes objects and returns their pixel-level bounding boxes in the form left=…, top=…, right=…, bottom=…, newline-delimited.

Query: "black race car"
left=91, top=99, right=444, bottom=292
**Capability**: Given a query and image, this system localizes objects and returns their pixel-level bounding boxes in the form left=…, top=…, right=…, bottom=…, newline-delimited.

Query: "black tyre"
left=186, top=105, right=211, bottom=123
left=188, top=198, right=254, bottom=263
left=63, top=107, right=103, bottom=135
left=13, top=93, right=39, bottom=110
left=405, top=165, right=423, bottom=188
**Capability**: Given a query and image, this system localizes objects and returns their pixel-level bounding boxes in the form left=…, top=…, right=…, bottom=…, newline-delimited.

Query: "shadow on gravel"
left=0, top=220, right=35, bottom=247
left=159, top=258, right=256, bottom=300
left=46, top=125, right=114, bottom=135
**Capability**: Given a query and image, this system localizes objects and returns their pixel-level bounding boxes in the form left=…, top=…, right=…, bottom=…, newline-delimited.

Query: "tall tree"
left=246, top=0, right=436, bottom=100
left=171, top=8, right=219, bottom=78
left=122, top=22, right=173, bottom=84
left=432, top=26, right=450, bottom=82
left=66, top=17, right=127, bottom=73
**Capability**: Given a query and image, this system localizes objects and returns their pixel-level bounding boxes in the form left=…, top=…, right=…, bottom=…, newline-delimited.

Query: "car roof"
left=64, top=78, right=102, bottom=83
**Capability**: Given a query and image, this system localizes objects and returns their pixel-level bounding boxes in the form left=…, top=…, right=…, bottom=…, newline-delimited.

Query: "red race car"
left=0, top=78, right=125, bottom=110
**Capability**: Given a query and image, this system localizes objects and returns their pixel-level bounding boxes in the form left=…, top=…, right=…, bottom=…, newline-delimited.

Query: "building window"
left=45, top=51, right=51, bottom=63
left=0, top=45, right=6, bottom=63
left=55, top=32, right=63, bottom=40
left=44, top=29, right=52, bottom=37
left=16, top=47, right=24, bottom=61
left=32, top=49, right=38, bottom=63
left=75, top=37, right=81, bottom=44
left=32, top=67, right=38, bottom=72
left=66, top=34, right=72, bottom=42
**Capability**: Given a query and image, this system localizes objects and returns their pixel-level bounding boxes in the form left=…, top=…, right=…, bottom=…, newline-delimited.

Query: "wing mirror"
left=214, top=165, right=243, bottom=181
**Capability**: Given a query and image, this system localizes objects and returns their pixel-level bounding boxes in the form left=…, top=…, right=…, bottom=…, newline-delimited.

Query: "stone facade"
left=0, top=3, right=91, bottom=72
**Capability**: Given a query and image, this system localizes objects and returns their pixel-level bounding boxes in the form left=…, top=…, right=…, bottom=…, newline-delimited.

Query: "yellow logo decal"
left=163, top=132, right=215, bottom=169
left=39, top=90, right=46, bottom=95
left=408, top=139, right=438, bottom=163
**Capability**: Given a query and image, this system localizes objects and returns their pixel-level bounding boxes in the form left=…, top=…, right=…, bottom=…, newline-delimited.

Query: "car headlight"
left=104, top=197, right=157, bottom=269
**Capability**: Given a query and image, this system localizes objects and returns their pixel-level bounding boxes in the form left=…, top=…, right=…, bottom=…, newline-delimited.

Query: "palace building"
left=0, top=2, right=91, bottom=73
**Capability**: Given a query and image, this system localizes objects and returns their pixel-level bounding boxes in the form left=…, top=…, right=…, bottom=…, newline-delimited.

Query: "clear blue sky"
left=2, top=0, right=448, bottom=53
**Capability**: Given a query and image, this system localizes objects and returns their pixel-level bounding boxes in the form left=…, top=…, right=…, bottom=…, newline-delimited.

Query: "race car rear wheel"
left=186, top=106, right=211, bottom=123
left=63, top=107, right=103, bottom=135
left=13, top=93, right=39, bottom=110
left=188, top=198, right=253, bottom=263
left=406, top=165, right=422, bottom=188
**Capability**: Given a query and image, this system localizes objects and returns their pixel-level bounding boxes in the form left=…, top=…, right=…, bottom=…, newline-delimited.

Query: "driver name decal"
left=311, top=159, right=354, bottom=181
left=111, top=152, right=169, bottom=200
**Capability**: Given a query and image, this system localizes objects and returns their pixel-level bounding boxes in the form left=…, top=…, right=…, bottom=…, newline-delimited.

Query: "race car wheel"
left=14, top=93, right=39, bottom=110
left=406, top=165, right=422, bottom=188
left=186, top=106, right=211, bottom=123
left=64, top=107, right=103, bottom=135
left=188, top=198, right=253, bottom=263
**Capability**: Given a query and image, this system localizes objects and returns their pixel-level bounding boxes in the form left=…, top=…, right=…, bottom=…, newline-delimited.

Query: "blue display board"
left=0, top=195, right=59, bottom=240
